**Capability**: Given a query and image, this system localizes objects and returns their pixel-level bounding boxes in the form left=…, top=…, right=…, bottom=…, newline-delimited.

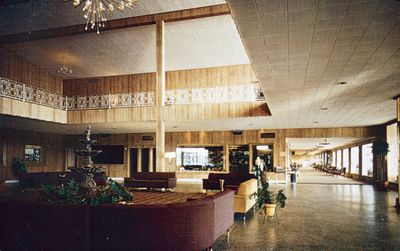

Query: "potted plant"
left=372, top=140, right=389, bottom=191
left=12, top=157, right=27, bottom=176
left=254, top=165, right=287, bottom=217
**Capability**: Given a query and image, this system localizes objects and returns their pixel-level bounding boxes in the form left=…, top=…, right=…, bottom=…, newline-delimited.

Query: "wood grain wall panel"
left=0, top=128, right=66, bottom=181
left=62, top=127, right=376, bottom=174
left=0, top=97, right=67, bottom=123
left=0, top=46, right=63, bottom=94
left=63, top=64, right=256, bottom=96
left=66, top=102, right=268, bottom=124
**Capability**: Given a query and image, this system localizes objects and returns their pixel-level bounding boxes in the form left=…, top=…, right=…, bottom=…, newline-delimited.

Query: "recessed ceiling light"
left=336, top=81, right=347, bottom=85
left=320, top=107, right=328, bottom=111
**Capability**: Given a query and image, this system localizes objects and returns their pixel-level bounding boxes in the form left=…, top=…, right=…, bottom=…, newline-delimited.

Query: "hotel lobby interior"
left=0, top=0, right=400, bottom=250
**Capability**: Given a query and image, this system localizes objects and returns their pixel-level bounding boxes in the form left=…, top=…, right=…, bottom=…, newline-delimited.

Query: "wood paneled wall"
left=0, top=126, right=379, bottom=180
left=0, top=128, right=66, bottom=182
left=0, top=97, right=67, bottom=123
left=62, top=127, right=377, bottom=176
left=0, top=46, right=63, bottom=95
left=67, top=102, right=269, bottom=124
left=63, top=64, right=257, bottom=96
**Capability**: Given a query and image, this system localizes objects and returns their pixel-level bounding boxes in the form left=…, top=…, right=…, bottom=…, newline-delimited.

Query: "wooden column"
left=149, top=148, right=153, bottom=172
left=358, top=145, right=363, bottom=180
left=397, top=97, right=400, bottom=207
left=156, top=20, right=166, bottom=172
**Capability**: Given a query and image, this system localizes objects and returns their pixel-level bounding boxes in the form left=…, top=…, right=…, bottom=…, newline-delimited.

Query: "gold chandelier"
left=69, top=0, right=139, bottom=34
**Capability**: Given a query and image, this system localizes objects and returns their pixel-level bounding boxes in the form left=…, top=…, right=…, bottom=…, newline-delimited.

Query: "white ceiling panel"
left=227, top=0, right=400, bottom=128
left=5, top=15, right=249, bottom=78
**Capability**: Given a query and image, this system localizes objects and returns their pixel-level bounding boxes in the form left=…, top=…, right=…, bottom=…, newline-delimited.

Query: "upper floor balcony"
left=0, top=76, right=270, bottom=124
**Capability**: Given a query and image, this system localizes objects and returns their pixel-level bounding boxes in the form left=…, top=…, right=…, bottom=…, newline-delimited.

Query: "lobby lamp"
left=164, top=152, right=176, bottom=170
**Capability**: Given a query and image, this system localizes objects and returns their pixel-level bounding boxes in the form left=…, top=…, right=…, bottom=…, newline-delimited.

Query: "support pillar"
left=396, top=97, right=400, bottom=208
left=156, top=20, right=166, bottom=172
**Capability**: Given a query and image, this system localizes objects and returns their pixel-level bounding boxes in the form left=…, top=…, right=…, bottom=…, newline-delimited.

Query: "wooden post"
left=156, top=20, right=166, bottom=172
left=396, top=97, right=400, bottom=208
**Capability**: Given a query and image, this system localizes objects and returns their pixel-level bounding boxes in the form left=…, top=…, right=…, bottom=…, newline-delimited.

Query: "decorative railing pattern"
left=0, top=77, right=66, bottom=110
left=0, top=77, right=265, bottom=111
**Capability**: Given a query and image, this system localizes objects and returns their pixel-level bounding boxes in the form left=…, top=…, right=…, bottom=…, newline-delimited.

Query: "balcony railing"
left=0, top=77, right=265, bottom=111
left=0, top=77, right=66, bottom=110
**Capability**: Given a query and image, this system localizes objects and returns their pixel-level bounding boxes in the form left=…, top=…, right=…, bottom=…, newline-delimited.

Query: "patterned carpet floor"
left=130, top=191, right=206, bottom=205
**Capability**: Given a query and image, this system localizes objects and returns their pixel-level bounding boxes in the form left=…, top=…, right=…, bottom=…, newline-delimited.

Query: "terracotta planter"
left=263, top=204, right=276, bottom=217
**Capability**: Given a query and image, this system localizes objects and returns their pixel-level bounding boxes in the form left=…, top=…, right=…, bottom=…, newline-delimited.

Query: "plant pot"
left=264, top=204, right=276, bottom=217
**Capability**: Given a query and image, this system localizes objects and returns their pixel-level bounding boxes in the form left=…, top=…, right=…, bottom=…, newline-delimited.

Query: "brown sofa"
left=202, top=173, right=255, bottom=190
left=0, top=190, right=234, bottom=251
left=124, top=172, right=177, bottom=189
left=19, top=171, right=106, bottom=189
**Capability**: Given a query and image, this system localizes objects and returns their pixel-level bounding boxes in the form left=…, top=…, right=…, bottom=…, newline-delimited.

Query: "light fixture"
left=57, top=56, right=72, bottom=75
left=70, top=0, right=139, bottom=34
left=320, top=107, right=328, bottom=111
left=336, top=81, right=347, bottom=85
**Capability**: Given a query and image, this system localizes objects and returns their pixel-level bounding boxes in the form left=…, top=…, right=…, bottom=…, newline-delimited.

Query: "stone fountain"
left=69, top=126, right=105, bottom=191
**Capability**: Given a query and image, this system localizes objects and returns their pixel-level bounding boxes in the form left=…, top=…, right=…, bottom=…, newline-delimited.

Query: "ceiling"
left=227, top=0, right=400, bottom=128
left=5, top=15, right=249, bottom=78
left=287, top=137, right=364, bottom=151
left=0, top=114, right=272, bottom=135
left=0, top=0, right=225, bottom=36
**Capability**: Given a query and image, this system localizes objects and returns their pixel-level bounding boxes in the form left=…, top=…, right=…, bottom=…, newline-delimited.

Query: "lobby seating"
left=19, top=171, right=106, bottom=189
left=0, top=190, right=234, bottom=251
left=233, top=179, right=258, bottom=216
left=124, top=172, right=177, bottom=190
left=202, top=173, right=255, bottom=190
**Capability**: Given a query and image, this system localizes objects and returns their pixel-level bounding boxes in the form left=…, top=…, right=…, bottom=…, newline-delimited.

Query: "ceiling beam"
left=0, top=3, right=230, bottom=44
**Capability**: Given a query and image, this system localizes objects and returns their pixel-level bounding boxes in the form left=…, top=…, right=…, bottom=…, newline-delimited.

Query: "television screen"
left=92, top=145, right=124, bottom=164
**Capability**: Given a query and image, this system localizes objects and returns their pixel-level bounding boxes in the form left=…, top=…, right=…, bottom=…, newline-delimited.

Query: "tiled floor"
left=213, top=171, right=400, bottom=250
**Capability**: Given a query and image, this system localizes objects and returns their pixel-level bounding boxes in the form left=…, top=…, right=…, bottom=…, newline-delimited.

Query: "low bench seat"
left=124, top=172, right=177, bottom=190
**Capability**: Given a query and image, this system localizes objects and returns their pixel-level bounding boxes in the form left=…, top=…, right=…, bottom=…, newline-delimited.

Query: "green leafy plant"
left=12, top=157, right=27, bottom=176
left=42, top=178, right=133, bottom=206
left=253, top=165, right=287, bottom=208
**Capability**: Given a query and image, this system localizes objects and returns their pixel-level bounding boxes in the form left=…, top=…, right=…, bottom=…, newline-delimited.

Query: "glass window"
left=343, top=149, right=349, bottom=170
left=229, top=145, right=249, bottom=174
left=252, top=144, right=273, bottom=172
left=362, top=143, right=373, bottom=177
left=387, top=123, right=399, bottom=183
left=332, top=151, right=336, bottom=167
left=176, top=146, right=224, bottom=171
left=350, top=147, right=359, bottom=174
left=337, top=150, right=342, bottom=168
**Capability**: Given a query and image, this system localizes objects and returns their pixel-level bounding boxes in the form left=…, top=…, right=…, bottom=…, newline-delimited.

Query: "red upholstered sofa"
left=202, top=173, right=255, bottom=190
left=124, top=172, right=177, bottom=189
left=0, top=190, right=234, bottom=251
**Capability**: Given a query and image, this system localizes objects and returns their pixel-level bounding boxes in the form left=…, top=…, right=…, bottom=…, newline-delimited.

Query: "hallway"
left=296, top=166, right=363, bottom=185
left=215, top=182, right=400, bottom=250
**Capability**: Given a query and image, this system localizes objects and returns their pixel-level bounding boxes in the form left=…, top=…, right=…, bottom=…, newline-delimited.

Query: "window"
left=252, top=144, right=273, bottom=172
left=337, top=150, right=342, bottom=168
left=350, top=147, right=359, bottom=174
left=387, top=123, right=399, bottom=183
left=176, top=146, right=224, bottom=171
left=362, top=143, right=373, bottom=177
left=332, top=151, right=336, bottom=167
left=343, top=149, right=349, bottom=170
left=24, top=145, right=43, bottom=162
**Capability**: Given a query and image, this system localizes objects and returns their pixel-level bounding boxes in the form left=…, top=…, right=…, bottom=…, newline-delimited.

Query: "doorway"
left=141, top=148, right=150, bottom=172
left=130, top=148, right=138, bottom=176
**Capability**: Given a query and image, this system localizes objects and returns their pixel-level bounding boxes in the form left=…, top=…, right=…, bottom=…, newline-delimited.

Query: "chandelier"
left=69, top=0, right=139, bottom=34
